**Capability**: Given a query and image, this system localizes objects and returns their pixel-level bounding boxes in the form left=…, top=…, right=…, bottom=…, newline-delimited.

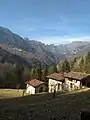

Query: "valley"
left=0, top=27, right=90, bottom=67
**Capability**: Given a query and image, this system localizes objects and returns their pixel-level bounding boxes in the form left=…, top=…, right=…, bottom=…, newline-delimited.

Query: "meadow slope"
left=0, top=89, right=90, bottom=120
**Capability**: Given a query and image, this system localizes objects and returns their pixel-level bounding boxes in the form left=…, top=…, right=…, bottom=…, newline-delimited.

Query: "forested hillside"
left=0, top=61, right=57, bottom=89
left=0, top=51, right=90, bottom=89
left=57, top=52, right=90, bottom=74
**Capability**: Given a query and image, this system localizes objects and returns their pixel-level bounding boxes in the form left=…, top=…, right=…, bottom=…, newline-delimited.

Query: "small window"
left=58, top=83, right=61, bottom=90
left=70, top=83, right=73, bottom=88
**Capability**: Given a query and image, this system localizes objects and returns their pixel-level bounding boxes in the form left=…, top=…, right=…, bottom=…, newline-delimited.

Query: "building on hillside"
left=26, top=79, right=47, bottom=94
left=47, top=72, right=90, bottom=93
left=47, top=73, right=65, bottom=93
left=64, top=72, right=90, bottom=91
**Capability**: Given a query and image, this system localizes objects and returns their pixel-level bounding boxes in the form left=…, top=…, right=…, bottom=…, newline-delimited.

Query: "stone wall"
left=48, top=79, right=63, bottom=93
left=65, top=78, right=81, bottom=91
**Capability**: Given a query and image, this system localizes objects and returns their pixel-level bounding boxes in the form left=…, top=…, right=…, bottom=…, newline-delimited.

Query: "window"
left=70, top=83, right=73, bottom=88
left=58, top=83, right=61, bottom=90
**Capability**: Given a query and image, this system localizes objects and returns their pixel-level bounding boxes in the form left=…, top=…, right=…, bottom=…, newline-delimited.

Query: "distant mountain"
left=0, top=27, right=65, bottom=66
left=65, top=41, right=90, bottom=57
left=0, top=26, right=90, bottom=66
left=0, top=46, right=29, bottom=66
left=47, top=41, right=90, bottom=59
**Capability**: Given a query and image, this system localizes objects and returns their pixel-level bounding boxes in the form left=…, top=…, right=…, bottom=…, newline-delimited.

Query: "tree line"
left=0, top=52, right=90, bottom=89
left=0, top=62, right=57, bottom=88
left=57, top=52, right=90, bottom=74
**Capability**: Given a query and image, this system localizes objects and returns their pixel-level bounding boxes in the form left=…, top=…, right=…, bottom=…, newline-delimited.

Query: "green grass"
left=0, top=89, right=90, bottom=120
left=0, top=89, right=23, bottom=99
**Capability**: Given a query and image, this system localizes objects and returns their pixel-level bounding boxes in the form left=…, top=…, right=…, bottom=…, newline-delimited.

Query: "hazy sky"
left=0, top=0, right=90, bottom=44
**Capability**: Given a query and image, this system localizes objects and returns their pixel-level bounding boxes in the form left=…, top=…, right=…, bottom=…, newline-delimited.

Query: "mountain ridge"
left=0, top=26, right=90, bottom=66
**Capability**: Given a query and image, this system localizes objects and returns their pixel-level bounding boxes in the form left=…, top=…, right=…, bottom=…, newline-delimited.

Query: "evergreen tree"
left=30, top=68, right=36, bottom=79
left=42, top=66, right=48, bottom=83
left=23, top=67, right=31, bottom=81
left=79, top=57, right=85, bottom=72
left=61, top=59, right=70, bottom=73
left=56, top=61, right=63, bottom=73
left=5, top=67, right=17, bottom=88
left=53, top=65, right=58, bottom=73
left=70, top=57, right=77, bottom=69
left=16, top=65, right=24, bottom=89
left=31, top=65, right=42, bottom=80
left=34, top=67, right=40, bottom=79
left=85, top=52, right=90, bottom=73
left=48, top=66, right=55, bottom=75
left=37, top=65, right=42, bottom=80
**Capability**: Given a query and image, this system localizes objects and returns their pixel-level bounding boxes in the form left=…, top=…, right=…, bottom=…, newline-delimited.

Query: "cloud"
left=67, top=36, right=90, bottom=42
left=30, top=36, right=90, bottom=45
left=59, top=15, right=67, bottom=22
left=28, top=28, right=36, bottom=31
left=30, top=36, right=70, bottom=44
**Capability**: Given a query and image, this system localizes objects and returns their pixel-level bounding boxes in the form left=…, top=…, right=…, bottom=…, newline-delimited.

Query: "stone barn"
left=26, top=79, right=47, bottom=94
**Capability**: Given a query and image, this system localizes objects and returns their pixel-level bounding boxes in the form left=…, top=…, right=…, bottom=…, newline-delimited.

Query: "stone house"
left=47, top=72, right=90, bottom=93
left=47, top=73, right=65, bottom=93
left=26, top=79, right=47, bottom=94
left=64, top=72, right=90, bottom=91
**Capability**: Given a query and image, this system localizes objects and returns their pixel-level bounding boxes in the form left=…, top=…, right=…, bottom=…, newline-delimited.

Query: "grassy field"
left=0, top=89, right=90, bottom=120
left=0, top=89, right=23, bottom=99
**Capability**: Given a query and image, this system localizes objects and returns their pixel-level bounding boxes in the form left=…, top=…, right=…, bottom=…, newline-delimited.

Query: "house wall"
left=35, top=84, right=47, bottom=93
left=26, top=84, right=47, bottom=94
left=65, top=78, right=81, bottom=91
left=26, top=84, right=35, bottom=94
left=84, top=76, right=90, bottom=87
left=48, top=79, right=63, bottom=93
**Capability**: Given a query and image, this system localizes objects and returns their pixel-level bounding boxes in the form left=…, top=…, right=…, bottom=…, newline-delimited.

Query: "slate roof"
left=26, top=79, right=45, bottom=87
